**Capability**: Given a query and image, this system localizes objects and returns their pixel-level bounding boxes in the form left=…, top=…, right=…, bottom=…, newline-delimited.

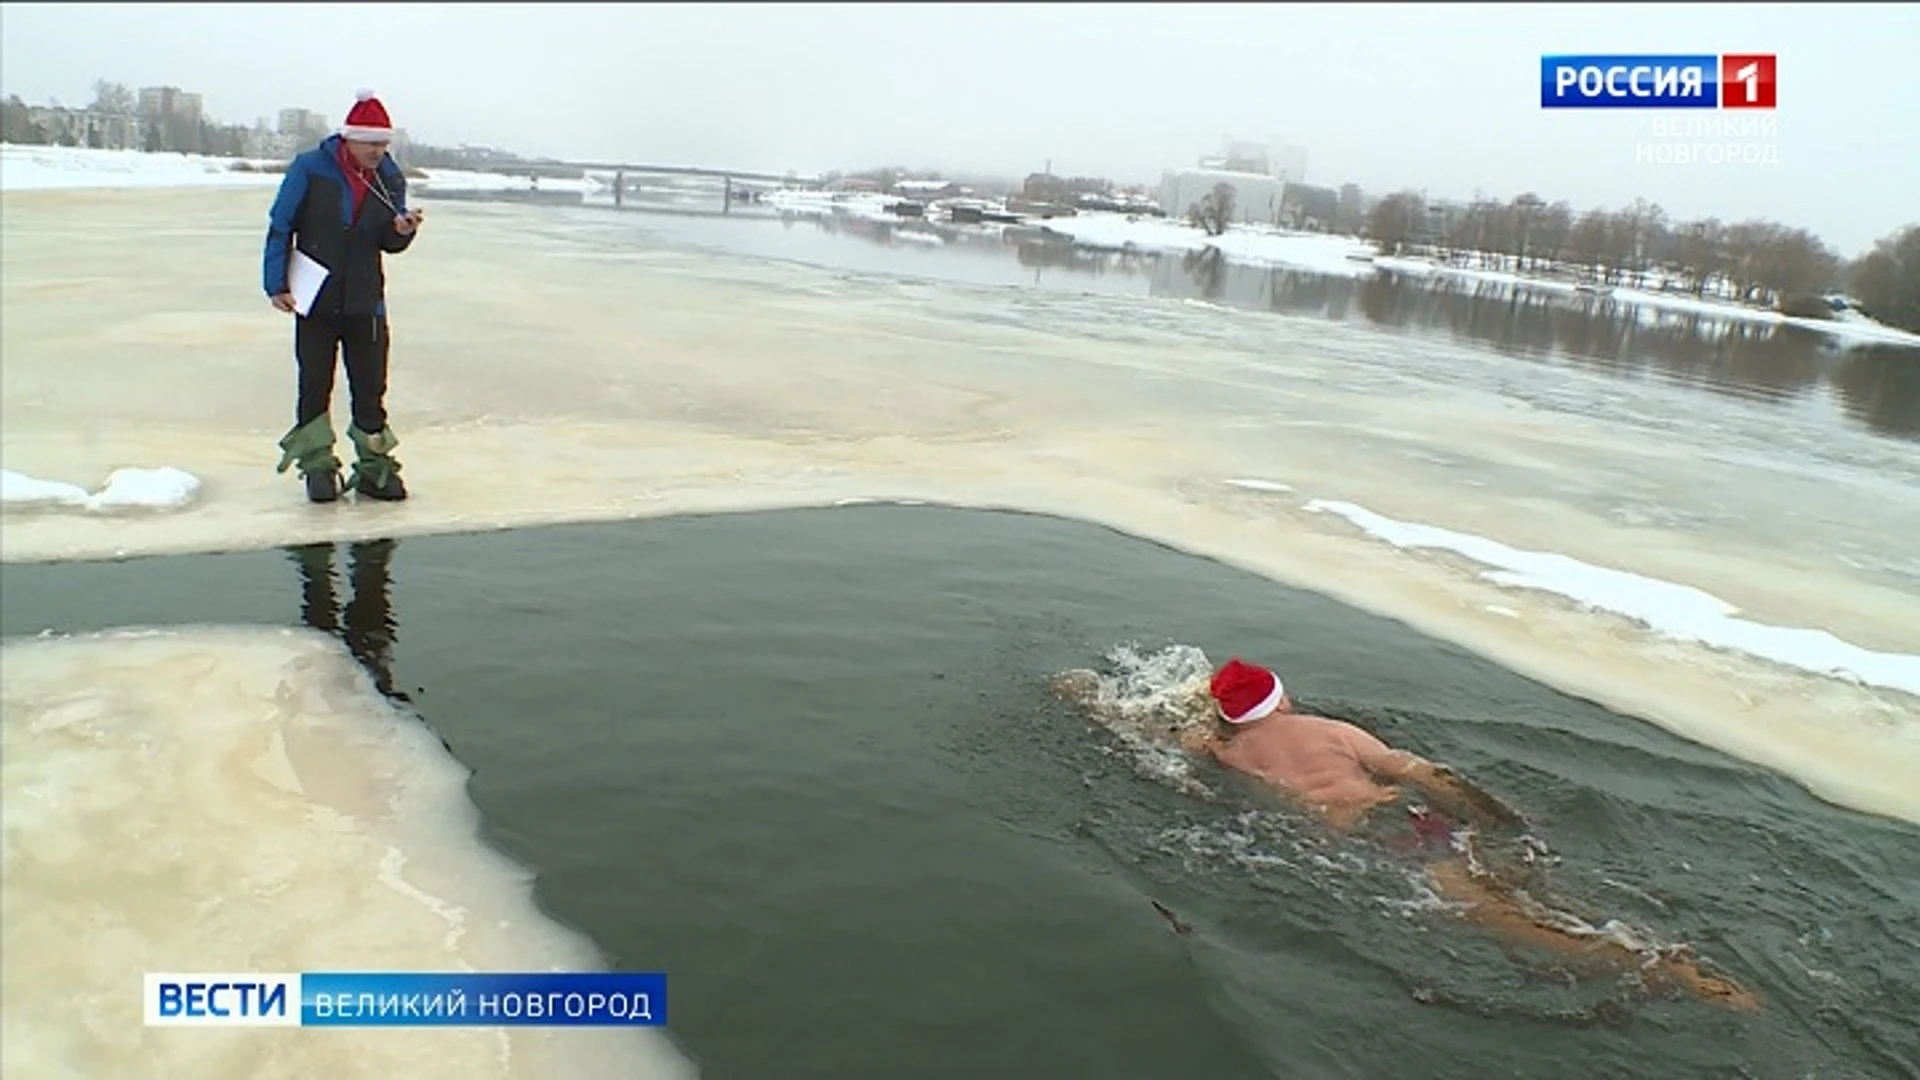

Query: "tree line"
left=1362, top=190, right=1919, bottom=332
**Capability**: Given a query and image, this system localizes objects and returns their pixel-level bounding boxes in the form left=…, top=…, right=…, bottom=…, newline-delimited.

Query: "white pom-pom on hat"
left=355, top=87, right=377, bottom=102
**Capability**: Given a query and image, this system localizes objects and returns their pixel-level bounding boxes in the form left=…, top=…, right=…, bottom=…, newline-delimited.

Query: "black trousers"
left=295, top=311, right=390, bottom=433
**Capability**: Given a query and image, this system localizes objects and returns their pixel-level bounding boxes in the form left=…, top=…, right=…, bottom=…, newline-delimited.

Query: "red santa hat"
left=340, top=88, right=394, bottom=143
left=1208, top=658, right=1286, bottom=724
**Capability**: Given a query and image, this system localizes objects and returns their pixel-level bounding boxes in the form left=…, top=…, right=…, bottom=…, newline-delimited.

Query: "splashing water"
left=1050, top=642, right=1223, bottom=798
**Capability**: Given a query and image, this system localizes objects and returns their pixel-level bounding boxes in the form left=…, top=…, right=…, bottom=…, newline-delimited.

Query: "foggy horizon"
left=2, top=2, right=1915, bottom=257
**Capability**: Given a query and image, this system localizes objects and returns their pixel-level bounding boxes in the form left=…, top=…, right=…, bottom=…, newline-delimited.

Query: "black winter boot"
left=348, top=423, right=408, bottom=501
left=276, top=415, right=344, bottom=504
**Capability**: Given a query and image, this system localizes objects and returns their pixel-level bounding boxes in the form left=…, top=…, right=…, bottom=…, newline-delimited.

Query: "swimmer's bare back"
left=1211, top=714, right=1410, bottom=827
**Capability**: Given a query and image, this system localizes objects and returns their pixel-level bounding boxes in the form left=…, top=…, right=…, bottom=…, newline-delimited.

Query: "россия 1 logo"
left=1540, top=54, right=1776, bottom=109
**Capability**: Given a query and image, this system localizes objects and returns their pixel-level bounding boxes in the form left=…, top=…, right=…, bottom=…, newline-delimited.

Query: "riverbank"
left=760, top=187, right=1920, bottom=348
left=6, top=142, right=1915, bottom=348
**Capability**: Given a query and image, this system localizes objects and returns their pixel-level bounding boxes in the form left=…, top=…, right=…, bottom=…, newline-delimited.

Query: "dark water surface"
left=4, top=506, right=1917, bottom=1079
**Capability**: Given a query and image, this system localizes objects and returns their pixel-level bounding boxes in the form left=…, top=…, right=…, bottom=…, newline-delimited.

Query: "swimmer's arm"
left=1345, top=728, right=1434, bottom=784
left=1346, top=730, right=1522, bottom=827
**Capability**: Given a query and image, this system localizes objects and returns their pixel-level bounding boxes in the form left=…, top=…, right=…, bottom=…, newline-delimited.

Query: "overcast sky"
left=3, top=2, right=1913, bottom=255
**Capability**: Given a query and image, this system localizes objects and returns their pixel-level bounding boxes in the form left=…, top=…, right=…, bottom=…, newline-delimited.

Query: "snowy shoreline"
left=5, top=142, right=1915, bottom=348
left=757, top=188, right=1920, bottom=347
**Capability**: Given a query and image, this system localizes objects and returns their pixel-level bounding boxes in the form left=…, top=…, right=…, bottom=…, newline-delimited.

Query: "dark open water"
left=4, top=506, right=1916, bottom=1079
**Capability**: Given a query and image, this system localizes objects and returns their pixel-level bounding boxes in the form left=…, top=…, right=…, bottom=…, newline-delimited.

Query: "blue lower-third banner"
left=144, top=971, right=667, bottom=1027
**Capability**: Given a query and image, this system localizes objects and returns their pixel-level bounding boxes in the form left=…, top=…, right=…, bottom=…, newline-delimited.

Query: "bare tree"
left=1666, top=218, right=1726, bottom=296
left=1533, top=200, right=1574, bottom=270
left=89, top=79, right=135, bottom=116
left=1188, top=182, right=1235, bottom=237
left=1756, top=226, right=1840, bottom=300
left=1607, top=198, right=1667, bottom=284
left=1447, top=198, right=1507, bottom=268
left=1847, top=224, right=1920, bottom=331
left=1565, top=209, right=1611, bottom=282
left=1482, top=200, right=1516, bottom=269
left=1719, top=220, right=1782, bottom=303
left=1508, top=193, right=1545, bottom=271
left=1365, top=190, right=1423, bottom=255
left=0, top=95, right=34, bottom=144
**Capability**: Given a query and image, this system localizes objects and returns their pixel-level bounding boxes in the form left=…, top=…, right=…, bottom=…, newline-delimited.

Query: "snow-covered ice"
left=1303, top=498, right=1920, bottom=697
left=1372, top=255, right=1920, bottom=347
left=1030, top=212, right=1382, bottom=279
left=764, top=188, right=913, bottom=224
left=408, top=166, right=598, bottom=195
left=0, top=144, right=285, bottom=191
left=2, top=467, right=201, bottom=512
left=1223, top=478, right=1295, bottom=494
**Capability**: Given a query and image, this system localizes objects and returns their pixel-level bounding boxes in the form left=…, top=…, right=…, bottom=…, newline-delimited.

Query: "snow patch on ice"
left=1223, top=478, right=1295, bottom=494
left=1303, top=498, right=1920, bottom=696
left=2, top=467, right=201, bottom=513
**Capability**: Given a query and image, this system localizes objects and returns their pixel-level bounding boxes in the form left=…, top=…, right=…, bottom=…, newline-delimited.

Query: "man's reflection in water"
left=287, top=539, right=410, bottom=706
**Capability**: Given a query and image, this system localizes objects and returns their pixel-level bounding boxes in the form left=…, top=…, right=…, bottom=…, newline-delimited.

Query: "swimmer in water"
left=1049, top=656, right=1761, bottom=1013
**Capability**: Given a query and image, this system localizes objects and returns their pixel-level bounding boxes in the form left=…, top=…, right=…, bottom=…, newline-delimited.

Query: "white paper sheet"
left=288, top=250, right=329, bottom=316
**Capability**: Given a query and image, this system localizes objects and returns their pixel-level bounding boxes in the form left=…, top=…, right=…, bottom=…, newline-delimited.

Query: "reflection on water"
left=289, top=539, right=407, bottom=705
left=533, top=191, right=1920, bottom=444
left=1150, top=256, right=1920, bottom=439
left=1087, top=229, right=1916, bottom=445
left=1833, top=344, right=1920, bottom=439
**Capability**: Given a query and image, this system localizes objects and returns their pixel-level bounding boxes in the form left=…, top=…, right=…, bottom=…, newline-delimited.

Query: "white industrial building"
left=1162, top=135, right=1313, bottom=227
left=1267, top=143, right=1308, bottom=184
left=1160, top=168, right=1288, bottom=227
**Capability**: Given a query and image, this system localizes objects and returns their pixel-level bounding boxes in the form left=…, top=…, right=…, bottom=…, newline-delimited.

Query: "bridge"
left=476, top=160, right=821, bottom=188
left=444, top=159, right=825, bottom=213
left=534, top=161, right=820, bottom=186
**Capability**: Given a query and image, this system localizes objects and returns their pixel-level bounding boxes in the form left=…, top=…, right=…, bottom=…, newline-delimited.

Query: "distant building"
left=1268, top=143, right=1308, bottom=184
left=1335, top=183, right=1364, bottom=234
left=139, top=86, right=203, bottom=122
left=277, top=107, right=330, bottom=140
left=895, top=178, right=960, bottom=200
left=20, top=104, right=142, bottom=149
left=137, top=85, right=205, bottom=152
left=1161, top=167, right=1286, bottom=227
left=1167, top=136, right=1316, bottom=227
left=1205, top=136, right=1309, bottom=184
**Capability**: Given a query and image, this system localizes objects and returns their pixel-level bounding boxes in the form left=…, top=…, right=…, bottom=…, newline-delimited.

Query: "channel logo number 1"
left=1720, top=54, right=1776, bottom=109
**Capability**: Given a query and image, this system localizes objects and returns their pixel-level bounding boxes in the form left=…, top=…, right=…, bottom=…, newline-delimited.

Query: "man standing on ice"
left=262, top=89, right=423, bottom=503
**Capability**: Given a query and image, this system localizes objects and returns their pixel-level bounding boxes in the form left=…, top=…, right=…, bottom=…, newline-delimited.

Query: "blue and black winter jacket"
left=262, top=134, right=414, bottom=317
